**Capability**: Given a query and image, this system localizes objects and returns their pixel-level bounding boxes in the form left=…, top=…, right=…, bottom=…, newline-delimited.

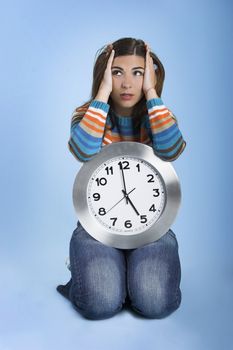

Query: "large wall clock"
left=73, top=142, right=181, bottom=249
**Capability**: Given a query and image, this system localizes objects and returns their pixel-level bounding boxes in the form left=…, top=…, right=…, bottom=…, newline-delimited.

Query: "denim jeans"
left=69, top=221, right=181, bottom=320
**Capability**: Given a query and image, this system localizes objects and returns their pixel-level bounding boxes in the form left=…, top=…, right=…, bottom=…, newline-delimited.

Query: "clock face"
left=87, top=156, right=166, bottom=234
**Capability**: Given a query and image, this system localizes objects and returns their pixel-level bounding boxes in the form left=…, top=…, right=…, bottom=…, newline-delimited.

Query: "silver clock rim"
left=73, top=142, right=181, bottom=249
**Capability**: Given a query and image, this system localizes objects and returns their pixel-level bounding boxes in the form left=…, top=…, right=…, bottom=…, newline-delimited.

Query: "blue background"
left=0, top=0, right=232, bottom=349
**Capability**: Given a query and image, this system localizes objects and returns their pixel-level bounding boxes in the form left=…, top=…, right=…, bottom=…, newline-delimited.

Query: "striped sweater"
left=68, top=98, right=186, bottom=162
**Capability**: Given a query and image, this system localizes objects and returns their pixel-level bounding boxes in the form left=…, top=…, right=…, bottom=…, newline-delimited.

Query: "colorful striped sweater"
left=68, top=98, right=186, bottom=162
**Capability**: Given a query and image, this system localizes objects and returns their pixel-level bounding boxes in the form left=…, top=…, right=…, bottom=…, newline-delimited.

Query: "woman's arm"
left=146, top=96, right=186, bottom=161
left=68, top=50, right=115, bottom=162
left=68, top=98, right=110, bottom=162
left=143, top=46, right=186, bottom=161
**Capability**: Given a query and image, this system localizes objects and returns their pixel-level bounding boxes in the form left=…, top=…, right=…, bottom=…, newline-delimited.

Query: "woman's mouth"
left=120, top=93, right=134, bottom=100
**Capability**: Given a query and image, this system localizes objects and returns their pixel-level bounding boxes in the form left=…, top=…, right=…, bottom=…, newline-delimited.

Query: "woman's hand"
left=143, top=44, right=158, bottom=98
left=98, top=47, right=115, bottom=97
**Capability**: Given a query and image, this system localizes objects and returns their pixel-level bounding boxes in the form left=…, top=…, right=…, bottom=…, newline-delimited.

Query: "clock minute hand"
left=122, top=190, right=140, bottom=216
left=120, top=167, right=128, bottom=204
left=106, top=187, right=136, bottom=214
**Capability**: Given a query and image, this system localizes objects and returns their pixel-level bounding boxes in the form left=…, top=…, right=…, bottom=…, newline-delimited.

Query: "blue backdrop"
left=0, top=0, right=232, bottom=349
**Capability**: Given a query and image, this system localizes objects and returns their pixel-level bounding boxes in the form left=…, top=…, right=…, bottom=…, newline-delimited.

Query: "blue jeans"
left=69, top=221, right=181, bottom=320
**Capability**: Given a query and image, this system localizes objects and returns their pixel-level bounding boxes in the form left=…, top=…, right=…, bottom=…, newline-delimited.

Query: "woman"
left=57, top=37, right=186, bottom=320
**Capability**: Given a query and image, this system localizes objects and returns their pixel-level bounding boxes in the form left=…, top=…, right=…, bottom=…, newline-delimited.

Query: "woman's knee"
left=70, top=280, right=125, bottom=320
left=70, top=257, right=126, bottom=320
left=130, top=286, right=182, bottom=319
left=126, top=229, right=182, bottom=318
left=127, top=256, right=182, bottom=319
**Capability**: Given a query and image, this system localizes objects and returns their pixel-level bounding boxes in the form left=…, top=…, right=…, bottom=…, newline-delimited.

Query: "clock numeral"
left=136, top=163, right=140, bottom=172
left=140, top=215, right=147, bottom=223
left=124, top=220, right=132, bottom=228
left=153, top=188, right=160, bottom=197
left=98, top=208, right=106, bottom=216
left=118, top=161, right=130, bottom=170
left=149, top=204, right=156, bottom=212
left=93, top=193, right=100, bottom=201
left=110, top=217, right=117, bottom=226
left=105, top=166, right=113, bottom=175
left=95, top=177, right=107, bottom=186
left=147, top=174, right=155, bottom=183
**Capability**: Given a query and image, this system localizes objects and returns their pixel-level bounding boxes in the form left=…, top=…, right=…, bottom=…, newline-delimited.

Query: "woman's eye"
left=112, top=70, right=121, bottom=76
left=134, top=70, right=144, bottom=76
left=112, top=70, right=144, bottom=76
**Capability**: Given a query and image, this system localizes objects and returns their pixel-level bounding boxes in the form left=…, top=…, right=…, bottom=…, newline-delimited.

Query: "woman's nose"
left=122, top=82, right=131, bottom=88
left=121, top=75, right=132, bottom=88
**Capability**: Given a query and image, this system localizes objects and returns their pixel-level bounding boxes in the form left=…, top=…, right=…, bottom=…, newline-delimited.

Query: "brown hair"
left=73, top=37, right=165, bottom=127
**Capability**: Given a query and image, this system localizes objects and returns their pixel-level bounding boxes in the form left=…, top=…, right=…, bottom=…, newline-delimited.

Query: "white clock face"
left=87, top=156, right=166, bottom=234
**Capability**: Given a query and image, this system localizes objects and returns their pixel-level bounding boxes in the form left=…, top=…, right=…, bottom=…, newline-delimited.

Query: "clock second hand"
left=122, top=190, right=140, bottom=216
left=106, top=187, right=136, bottom=214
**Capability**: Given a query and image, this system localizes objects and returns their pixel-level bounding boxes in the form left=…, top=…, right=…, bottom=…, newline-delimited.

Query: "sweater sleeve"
left=68, top=100, right=110, bottom=162
left=146, top=98, right=186, bottom=161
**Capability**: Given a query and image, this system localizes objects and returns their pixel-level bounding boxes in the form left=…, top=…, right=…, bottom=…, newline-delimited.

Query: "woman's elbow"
left=155, top=141, right=187, bottom=162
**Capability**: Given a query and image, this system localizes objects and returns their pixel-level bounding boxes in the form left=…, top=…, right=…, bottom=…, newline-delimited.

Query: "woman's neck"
left=113, top=108, right=134, bottom=117
left=111, top=103, right=133, bottom=117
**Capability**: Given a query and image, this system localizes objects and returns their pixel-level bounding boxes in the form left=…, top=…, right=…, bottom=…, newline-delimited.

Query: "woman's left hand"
left=143, top=44, right=157, bottom=95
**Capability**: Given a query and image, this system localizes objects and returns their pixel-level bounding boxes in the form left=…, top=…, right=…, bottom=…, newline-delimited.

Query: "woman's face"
left=110, top=54, right=145, bottom=116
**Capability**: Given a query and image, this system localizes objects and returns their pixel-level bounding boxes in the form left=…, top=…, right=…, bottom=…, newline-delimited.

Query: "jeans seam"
left=125, top=252, right=133, bottom=305
left=69, top=235, right=83, bottom=304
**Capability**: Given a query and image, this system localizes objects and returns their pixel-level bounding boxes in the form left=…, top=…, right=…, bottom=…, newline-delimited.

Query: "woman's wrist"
left=145, top=87, right=159, bottom=100
left=94, top=88, right=111, bottom=103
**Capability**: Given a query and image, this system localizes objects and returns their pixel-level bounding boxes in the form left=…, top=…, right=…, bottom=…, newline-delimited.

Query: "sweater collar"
left=110, top=108, right=138, bottom=126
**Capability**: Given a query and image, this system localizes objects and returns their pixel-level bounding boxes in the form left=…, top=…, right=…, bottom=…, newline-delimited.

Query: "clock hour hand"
left=106, top=187, right=136, bottom=214
left=122, top=190, right=140, bottom=216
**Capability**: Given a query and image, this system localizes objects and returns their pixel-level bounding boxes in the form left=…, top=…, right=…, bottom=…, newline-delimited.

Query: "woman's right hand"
left=98, top=49, right=115, bottom=98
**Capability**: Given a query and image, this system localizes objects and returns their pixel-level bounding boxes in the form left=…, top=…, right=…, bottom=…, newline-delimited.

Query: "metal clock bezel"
left=73, top=142, right=181, bottom=249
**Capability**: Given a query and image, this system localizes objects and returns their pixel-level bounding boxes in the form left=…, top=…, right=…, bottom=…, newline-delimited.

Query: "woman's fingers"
left=143, top=43, right=157, bottom=94
left=107, top=49, right=115, bottom=67
left=145, top=44, right=152, bottom=68
left=99, top=48, right=115, bottom=95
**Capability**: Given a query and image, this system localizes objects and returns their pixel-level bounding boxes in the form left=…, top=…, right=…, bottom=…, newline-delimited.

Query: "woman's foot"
left=56, top=279, right=72, bottom=300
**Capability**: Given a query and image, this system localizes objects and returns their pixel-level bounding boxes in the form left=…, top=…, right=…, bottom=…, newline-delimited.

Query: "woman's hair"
left=73, top=37, right=165, bottom=127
